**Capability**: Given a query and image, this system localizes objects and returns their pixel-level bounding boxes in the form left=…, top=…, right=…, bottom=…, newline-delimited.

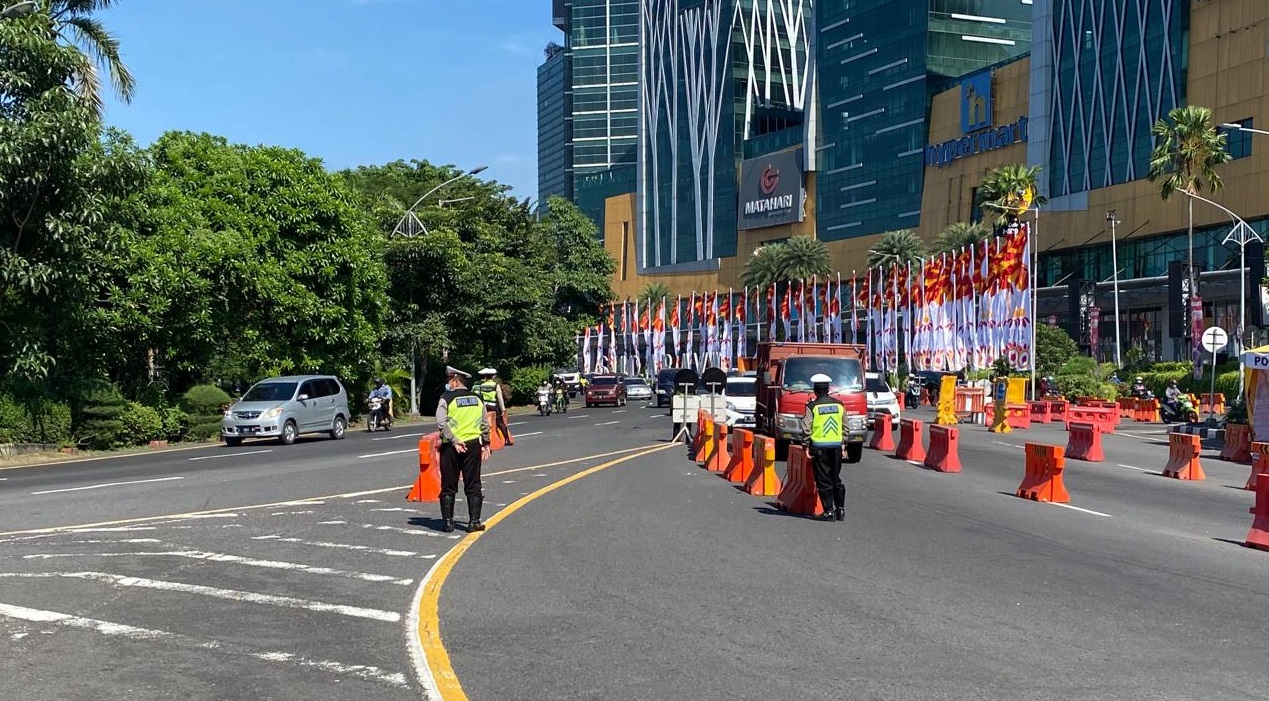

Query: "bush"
left=1036, top=324, right=1078, bottom=375
left=508, top=364, right=555, bottom=406
left=77, top=385, right=127, bottom=449
left=0, top=396, right=71, bottom=445
left=118, top=402, right=165, bottom=446
left=160, top=406, right=191, bottom=442
left=1054, top=375, right=1116, bottom=401
left=1057, top=355, right=1096, bottom=377
left=182, top=384, right=231, bottom=440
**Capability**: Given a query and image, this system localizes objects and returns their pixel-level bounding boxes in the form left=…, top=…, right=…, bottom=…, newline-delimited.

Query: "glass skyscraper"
left=815, top=1, right=1031, bottom=241
left=537, top=42, right=571, bottom=207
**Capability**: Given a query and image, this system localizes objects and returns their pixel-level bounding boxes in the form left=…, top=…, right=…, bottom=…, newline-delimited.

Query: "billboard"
left=961, top=70, right=992, bottom=134
left=737, top=148, right=805, bottom=231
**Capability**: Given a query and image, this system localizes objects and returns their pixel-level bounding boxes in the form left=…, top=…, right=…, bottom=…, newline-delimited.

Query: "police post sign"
left=1243, top=351, right=1269, bottom=370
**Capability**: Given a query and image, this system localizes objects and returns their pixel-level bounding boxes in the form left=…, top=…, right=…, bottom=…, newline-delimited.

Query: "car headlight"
left=777, top=414, right=801, bottom=432
left=847, top=415, right=865, bottom=431
left=261, top=407, right=284, bottom=419
left=726, top=401, right=739, bottom=413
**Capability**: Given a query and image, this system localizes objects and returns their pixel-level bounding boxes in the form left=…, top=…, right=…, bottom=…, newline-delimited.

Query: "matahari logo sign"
left=739, top=148, right=804, bottom=231
left=760, top=165, right=779, bottom=195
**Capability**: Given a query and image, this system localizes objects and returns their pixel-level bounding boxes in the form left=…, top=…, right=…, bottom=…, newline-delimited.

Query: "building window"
left=1220, top=119, right=1254, bottom=160
left=621, top=222, right=629, bottom=281
left=969, top=186, right=983, bottom=224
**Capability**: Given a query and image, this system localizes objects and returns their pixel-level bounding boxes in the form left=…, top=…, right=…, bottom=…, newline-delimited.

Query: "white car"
left=624, top=376, right=653, bottom=401
left=724, top=376, right=757, bottom=429
left=865, top=372, right=901, bottom=428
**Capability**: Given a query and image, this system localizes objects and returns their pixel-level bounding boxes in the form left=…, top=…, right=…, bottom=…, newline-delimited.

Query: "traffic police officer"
left=801, top=372, right=846, bottom=521
left=476, top=367, right=513, bottom=446
left=436, top=366, right=491, bottom=533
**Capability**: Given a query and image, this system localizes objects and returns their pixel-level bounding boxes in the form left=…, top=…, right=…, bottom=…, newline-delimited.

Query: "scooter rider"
left=537, top=380, right=552, bottom=415
left=369, top=378, right=393, bottom=429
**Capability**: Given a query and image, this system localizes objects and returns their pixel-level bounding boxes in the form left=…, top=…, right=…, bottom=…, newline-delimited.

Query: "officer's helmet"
left=810, top=373, right=832, bottom=390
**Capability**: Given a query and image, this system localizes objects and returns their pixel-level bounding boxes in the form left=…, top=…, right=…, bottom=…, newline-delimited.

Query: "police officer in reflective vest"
left=436, top=366, right=491, bottom=533
left=476, top=367, right=513, bottom=446
left=801, top=373, right=846, bottom=521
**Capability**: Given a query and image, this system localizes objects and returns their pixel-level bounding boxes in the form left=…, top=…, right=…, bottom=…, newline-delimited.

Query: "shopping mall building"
left=538, top=0, right=1269, bottom=362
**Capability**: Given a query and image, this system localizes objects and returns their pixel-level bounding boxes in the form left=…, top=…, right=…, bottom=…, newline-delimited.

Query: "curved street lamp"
left=1, top=1, right=37, bottom=19
left=391, top=164, right=488, bottom=238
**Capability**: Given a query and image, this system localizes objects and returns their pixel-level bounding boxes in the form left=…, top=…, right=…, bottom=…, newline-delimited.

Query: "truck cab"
left=755, top=342, right=869, bottom=462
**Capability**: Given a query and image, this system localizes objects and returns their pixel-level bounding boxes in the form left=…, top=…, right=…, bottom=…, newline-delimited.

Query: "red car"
left=584, top=375, right=627, bottom=407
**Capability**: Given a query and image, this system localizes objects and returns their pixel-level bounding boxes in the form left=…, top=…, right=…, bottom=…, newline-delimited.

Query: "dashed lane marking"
left=30, top=476, right=184, bottom=496
left=513, top=431, right=543, bottom=438
left=252, top=534, right=418, bottom=558
left=189, top=449, right=273, bottom=462
left=595, top=421, right=621, bottom=426
left=372, top=432, right=426, bottom=442
left=1117, top=464, right=1159, bottom=474
left=0, top=572, right=401, bottom=622
left=567, top=414, right=591, bottom=419
left=612, top=410, right=627, bottom=413
left=357, top=449, right=418, bottom=459
left=24, top=550, right=414, bottom=585
left=1049, top=502, right=1114, bottom=518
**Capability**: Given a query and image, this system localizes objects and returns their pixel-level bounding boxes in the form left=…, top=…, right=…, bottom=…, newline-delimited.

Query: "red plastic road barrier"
left=894, top=418, right=926, bottom=462
left=1201, top=393, right=1226, bottom=417
left=1005, top=404, right=1031, bottom=429
left=869, top=414, right=896, bottom=451
left=723, top=428, right=755, bottom=484
left=707, top=422, right=731, bottom=473
left=744, top=435, right=782, bottom=496
left=1134, top=399, right=1162, bottom=423
left=776, top=445, right=823, bottom=516
left=1028, top=401, right=1052, bottom=424
left=1065, top=421, right=1104, bottom=462
left=406, top=433, right=442, bottom=502
left=1162, top=432, right=1206, bottom=481
left=923, top=425, right=961, bottom=473
left=1117, top=398, right=1136, bottom=420
left=690, top=410, right=708, bottom=462
left=1246, top=476, right=1269, bottom=551
left=1246, top=441, right=1269, bottom=491
left=1221, top=423, right=1253, bottom=464
left=1016, top=443, right=1070, bottom=503
left=1066, top=405, right=1115, bottom=434
left=1048, top=400, right=1068, bottom=423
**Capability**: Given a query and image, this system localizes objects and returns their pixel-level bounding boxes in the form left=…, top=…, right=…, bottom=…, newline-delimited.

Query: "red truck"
left=754, top=341, right=869, bottom=463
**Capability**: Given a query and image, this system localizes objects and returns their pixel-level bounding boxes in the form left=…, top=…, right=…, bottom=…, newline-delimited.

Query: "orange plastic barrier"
left=1116, top=397, right=1136, bottom=420
left=869, top=414, right=896, bottom=451
left=1246, top=441, right=1269, bottom=491
left=487, top=411, right=506, bottom=451
left=1162, top=432, right=1206, bottom=481
left=1016, top=443, right=1070, bottom=503
left=923, top=425, right=961, bottom=473
left=1246, top=476, right=1269, bottom=551
left=1028, top=401, right=1052, bottom=424
left=920, top=388, right=932, bottom=406
left=1048, top=400, right=1068, bottom=423
left=722, top=428, right=754, bottom=484
left=1221, top=423, right=1253, bottom=464
left=690, top=410, right=708, bottom=461
left=1134, top=399, right=1162, bottom=423
left=982, top=402, right=993, bottom=426
left=1005, top=404, right=1031, bottom=429
left=1065, top=421, right=1104, bottom=462
left=406, top=433, right=442, bottom=502
left=895, top=418, right=926, bottom=462
left=744, top=435, right=782, bottom=496
left=707, top=422, right=731, bottom=473
left=776, top=445, right=823, bottom=516
left=695, top=416, right=716, bottom=466
left=1200, top=392, right=1226, bottom=416
left=1066, top=405, right=1115, bottom=434
left=954, top=387, right=986, bottom=422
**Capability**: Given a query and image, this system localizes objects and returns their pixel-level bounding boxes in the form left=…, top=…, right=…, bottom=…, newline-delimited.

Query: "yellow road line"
left=413, top=442, right=678, bottom=700
left=0, top=444, right=664, bottom=537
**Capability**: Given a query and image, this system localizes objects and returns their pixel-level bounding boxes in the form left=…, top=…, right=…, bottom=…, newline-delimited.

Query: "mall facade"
left=537, top=0, right=1269, bottom=362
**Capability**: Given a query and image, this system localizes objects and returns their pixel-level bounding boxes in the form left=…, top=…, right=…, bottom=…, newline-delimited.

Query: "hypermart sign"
left=926, top=70, right=1029, bottom=168
left=738, top=147, right=805, bottom=230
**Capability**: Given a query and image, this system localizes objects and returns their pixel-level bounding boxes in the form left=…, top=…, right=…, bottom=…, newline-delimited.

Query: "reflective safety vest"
left=809, top=402, right=844, bottom=447
left=476, top=381, right=498, bottom=406
left=446, top=392, right=484, bottom=443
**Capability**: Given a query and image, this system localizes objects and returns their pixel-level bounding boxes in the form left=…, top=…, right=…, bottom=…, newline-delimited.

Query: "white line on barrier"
left=31, top=476, right=183, bottom=496
left=1049, top=503, right=1113, bottom=518
left=189, top=450, right=272, bottom=462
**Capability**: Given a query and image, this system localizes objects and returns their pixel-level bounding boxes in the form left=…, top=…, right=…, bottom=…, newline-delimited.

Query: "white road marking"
left=907, top=460, right=924, bottom=467
left=1049, top=502, right=1113, bottom=518
left=45, top=539, right=162, bottom=546
left=369, top=507, right=418, bottom=513
left=0, top=572, right=400, bottom=622
left=270, top=511, right=315, bottom=516
left=372, top=432, right=426, bottom=442
left=68, top=526, right=157, bottom=533
left=502, top=480, right=517, bottom=484
left=354, top=523, right=447, bottom=537
left=252, top=535, right=417, bottom=558
left=568, top=414, right=591, bottom=419
left=354, top=499, right=381, bottom=503
left=514, top=431, right=543, bottom=438
left=595, top=421, right=621, bottom=426
left=319, top=520, right=346, bottom=525
left=24, top=551, right=413, bottom=585
left=189, top=449, right=273, bottom=462
left=357, top=448, right=418, bottom=459
left=31, top=476, right=183, bottom=496
left=613, top=410, right=627, bottom=414
left=0, top=602, right=407, bottom=687
left=276, top=500, right=325, bottom=506
left=1117, top=464, right=1158, bottom=473
left=992, top=441, right=1024, bottom=450
left=508, top=421, right=526, bottom=427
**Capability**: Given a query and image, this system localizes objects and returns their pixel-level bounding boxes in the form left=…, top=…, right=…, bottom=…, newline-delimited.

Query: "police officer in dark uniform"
left=801, top=372, right=846, bottom=521
left=436, top=366, right=491, bottom=533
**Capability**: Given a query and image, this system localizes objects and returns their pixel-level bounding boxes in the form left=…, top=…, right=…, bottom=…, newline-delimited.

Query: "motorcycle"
left=366, top=396, right=391, bottom=432
left=1162, top=394, right=1199, bottom=424
left=904, top=383, right=921, bottom=410
left=537, top=389, right=552, bottom=416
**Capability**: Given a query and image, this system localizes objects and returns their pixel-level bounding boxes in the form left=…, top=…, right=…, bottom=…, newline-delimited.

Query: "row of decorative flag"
left=578, top=223, right=1032, bottom=376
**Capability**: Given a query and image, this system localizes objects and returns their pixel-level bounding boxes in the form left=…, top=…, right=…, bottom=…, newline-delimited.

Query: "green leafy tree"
left=1147, top=105, right=1231, bottom=295
left=1036, top=323, right=1079, bottom=376
left=933, top=221, right=990, bottom=254
left=41, top=0, right=136, bottom=113
left=977, top=164, right=1047, bottom=227
left=867, top=229, right=926, bottom=269
left=740, top=236, right=831, bottom=288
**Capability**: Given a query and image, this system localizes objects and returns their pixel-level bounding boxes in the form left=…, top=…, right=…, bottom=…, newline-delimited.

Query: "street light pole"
left=0, top=1, right=37, bottom=19
left=1107, top=210, right=1122, bottom=368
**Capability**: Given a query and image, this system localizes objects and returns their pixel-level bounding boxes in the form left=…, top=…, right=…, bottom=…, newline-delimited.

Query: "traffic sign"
left=1201, top=326, right=1229, bottom=353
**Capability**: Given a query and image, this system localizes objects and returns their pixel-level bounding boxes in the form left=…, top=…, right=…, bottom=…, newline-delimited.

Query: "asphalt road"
left=4, top=403, right=1268, bottom=700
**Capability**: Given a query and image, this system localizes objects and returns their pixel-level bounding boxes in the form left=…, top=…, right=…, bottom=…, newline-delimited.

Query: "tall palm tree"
left=741, top=244, right=785, bottom=289
left=637, top=282, right=671, bottom=308
left=867, top=229, right=925, bottom=269
left=933, top=221, right=990, bottom=254
left=1146, top=105, right=1231, bottom=295
left=38, top=0, right=136, bottom=113
left=977, top=163, right=1047, bottom=227
left=778, top=236, right=832, bottom=281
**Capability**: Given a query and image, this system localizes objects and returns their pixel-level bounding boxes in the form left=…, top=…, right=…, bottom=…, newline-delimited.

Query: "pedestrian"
left=801, top=372, right=846, bottom=522
left=476, top=367, right=513, bottom=446
left=436, top=366, right=491, bottom=533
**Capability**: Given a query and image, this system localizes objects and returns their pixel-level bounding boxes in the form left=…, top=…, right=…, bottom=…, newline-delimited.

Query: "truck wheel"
left=845, top=443, right=863, bottom=464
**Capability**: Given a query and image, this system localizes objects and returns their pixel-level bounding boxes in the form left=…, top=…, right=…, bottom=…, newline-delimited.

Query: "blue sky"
left=99, top=0, right=559, bottom=200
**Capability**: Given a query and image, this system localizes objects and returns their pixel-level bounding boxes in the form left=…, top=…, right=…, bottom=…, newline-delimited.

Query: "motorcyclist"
left=369, top=378, right=393, bottom=429
left=553, top=378, right=569, bottom=413
left=536, top=380, right=552, bottom=415
left=1131, top=376, right=1151, bottom=400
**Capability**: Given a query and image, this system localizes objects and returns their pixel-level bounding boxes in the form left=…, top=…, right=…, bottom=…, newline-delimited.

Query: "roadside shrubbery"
left=508, top=364, right=555, bottom=406
left=0, top=396, right=73, bottom=446
left=182, top=385, right=232, bottom=440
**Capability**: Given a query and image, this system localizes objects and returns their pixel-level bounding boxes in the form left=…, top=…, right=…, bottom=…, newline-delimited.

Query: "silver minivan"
left=221, top=375, right=349, bottom=446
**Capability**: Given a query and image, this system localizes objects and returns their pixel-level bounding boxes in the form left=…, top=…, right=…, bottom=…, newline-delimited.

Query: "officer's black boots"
left=833, top=486, right=846, bottom=521
left=817, top=492, right=835, bottom=521
left=468, top=495, right=485, bottom=532
left=440, top=495, right=456, bottom=533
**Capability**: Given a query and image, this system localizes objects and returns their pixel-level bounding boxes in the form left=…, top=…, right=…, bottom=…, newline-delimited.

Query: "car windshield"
left=726, top=380, right=757, bottom=397
left=782, top=357, right=864, bottom=392
left=592, top=376, right=618, bottom=386
left=625, top=378, right=647, bottom=387
left=242, top=382, right=297, bottom=402
left=866, top=376, right=890, bottom=392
